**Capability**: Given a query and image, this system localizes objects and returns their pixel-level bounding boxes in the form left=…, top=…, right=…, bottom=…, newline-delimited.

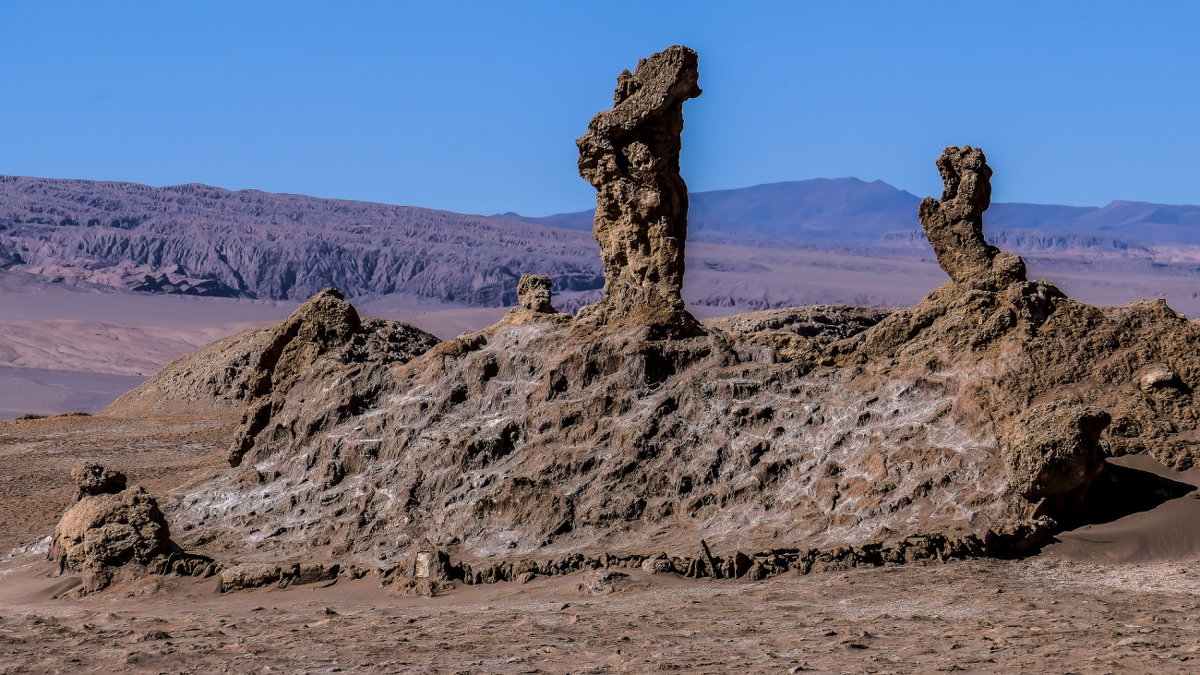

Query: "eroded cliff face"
left=85, top=47, right=1200, bottom=586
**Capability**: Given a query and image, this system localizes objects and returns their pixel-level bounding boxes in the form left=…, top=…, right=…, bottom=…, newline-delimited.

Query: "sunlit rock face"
left=575, top=45, right=702, bottom=334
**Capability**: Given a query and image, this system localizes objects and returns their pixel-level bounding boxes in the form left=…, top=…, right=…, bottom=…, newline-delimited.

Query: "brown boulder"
left=218, top=563, right=282, bottom=592
left=52, top=482, right=172, bottom=592
left=517, top=274, right=556, bottom=313
left=1002, top=402, right=1111, bottom=512
left=919, top=146, right=1026, bottom=289
left=69, top=462, right=126, bottom=499
left=575, top=45, right=702, bottom=333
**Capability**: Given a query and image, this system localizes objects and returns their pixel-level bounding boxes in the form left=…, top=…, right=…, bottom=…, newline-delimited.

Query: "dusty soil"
left=2, top=413, right=1199, bottom=673
left=0, top=557, right=1198, bottom=673
left=0, top=413, right=235, bottom=556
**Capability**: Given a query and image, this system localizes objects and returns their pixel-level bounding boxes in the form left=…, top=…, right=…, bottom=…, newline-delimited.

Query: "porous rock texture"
left=918, top=146, right=1026, bottom=289
left=517, top=274, right=556, bottom=313
left=69, top=462, right=127, bottom=498
left=117, top=50, right=1200, bottom=587
left=227, top=288, right=440, bottom=468
left=1002, top=402, right=1110, bottom=514
left=500, top=276, right=572, bottom=329
left=574, top=45, right=702, bottom=333
left=51, top=464, right=172, bottom=593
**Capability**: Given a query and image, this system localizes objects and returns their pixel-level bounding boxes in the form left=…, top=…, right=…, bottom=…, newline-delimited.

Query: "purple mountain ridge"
left=526, top=177, right=1200, bottom=246
left=2, top=174, right=1199, bottom=312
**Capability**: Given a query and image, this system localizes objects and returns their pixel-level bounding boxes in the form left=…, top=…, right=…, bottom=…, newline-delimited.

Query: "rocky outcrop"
left=845, top=147, right=1200, bottom=477
left=705, top=305, right=891, bottom=364
left=51, top=464, right=172, bottom=593
left=69, top=462, right=127, bottom=499
left=499, top=274, right=571, bottom=327
left=517, top=274, right=556, bottom=313
left=575, top=45, right=702, bottom=333
left=142, top=50, right=1200, bottom=584
left=918, top=146, right=1026, bottom=289
left=1002, top=403, right=1111, bottom=515
left=227, top=288, right=440, bottom=468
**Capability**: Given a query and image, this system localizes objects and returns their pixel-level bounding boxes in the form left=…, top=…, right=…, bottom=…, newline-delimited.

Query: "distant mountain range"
left=521, top=177, right=1200, bottom=249
left=0, top=175, right=602, bottom=305
left=1, top=174, right=1199, bottom=312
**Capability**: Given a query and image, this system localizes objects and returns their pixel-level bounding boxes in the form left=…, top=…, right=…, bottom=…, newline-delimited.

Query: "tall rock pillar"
left=575, top=45, right=702, bottom=334
left=919, top=146, right=1026, bottom=289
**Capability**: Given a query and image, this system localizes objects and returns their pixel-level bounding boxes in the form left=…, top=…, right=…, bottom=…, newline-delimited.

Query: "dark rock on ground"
left=69, top=462, right=126, bottom=498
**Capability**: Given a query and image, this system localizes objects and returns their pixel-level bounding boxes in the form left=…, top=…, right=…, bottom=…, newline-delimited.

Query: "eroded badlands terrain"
left=4, top=45, right=1200, bottom=672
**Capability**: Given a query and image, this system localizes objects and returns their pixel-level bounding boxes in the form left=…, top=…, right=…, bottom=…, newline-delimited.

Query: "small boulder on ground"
left=578, top=569, right=631, bottom=595
left=218, top=563, right=283, bottom=592
left=69, top=462, right=126, bottom=499
left=51, top=464, right=173, bottom=593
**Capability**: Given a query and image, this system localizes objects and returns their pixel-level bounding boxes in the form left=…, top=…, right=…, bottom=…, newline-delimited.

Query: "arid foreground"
left=3, top=410, right=1200, bottom=673
left=2, top=557, right=1200, bottom=672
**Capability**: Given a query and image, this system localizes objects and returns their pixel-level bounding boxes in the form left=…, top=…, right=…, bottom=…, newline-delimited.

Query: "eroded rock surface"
left=69, top=462, right=127, bottom=499
left=918, top=146, right=1026, bottom=289
left=575, top=45, right=702, bottom=333
left=105, top=50, right=1200, bottom=587
left=517, top=274, right=556, bottom=313
left=1003, top=402, right=1111, bottom=514
left=501, top=274, right=571, bottom=327
left=51, top=464, right=172, bottom=593
left=228, top=288, right=440, bottom=468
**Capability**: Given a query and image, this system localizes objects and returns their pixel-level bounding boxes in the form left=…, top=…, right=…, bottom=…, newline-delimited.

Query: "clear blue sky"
left=1, top=1, right=1197, bottom=215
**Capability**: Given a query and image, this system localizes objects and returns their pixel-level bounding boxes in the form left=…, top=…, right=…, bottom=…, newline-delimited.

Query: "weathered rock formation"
left=88, top=50, right=1200, bottom=593
left=69, top=462, right=127, bottom=499
left=517, top=274, right=556, bottom=313
left=918, top=146, right=1026, bottom=289
left=51, top=464, right=172, bottom=593
left=1003, top=402, right=1111, bottom=515
left=498, top=274, right=572, bottom=328
left=228, top=288, right=440, bottom=468
left=575, top=45, right=702, bottom=333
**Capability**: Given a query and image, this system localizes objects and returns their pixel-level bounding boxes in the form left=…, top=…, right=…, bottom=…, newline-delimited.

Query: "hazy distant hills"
left=2, top=174, right=1200, bottom=314
left=0, top=175, right=602, bottom=305
left=4, top=173, right=1200, bottom=417
left=528, top=177, right=1200, bottom=250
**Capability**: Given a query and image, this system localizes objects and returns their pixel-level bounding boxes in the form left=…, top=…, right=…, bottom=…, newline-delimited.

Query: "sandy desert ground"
left=2, top=410, right=1199, bottom=673
left=2, top=548, right=1199, bottom=672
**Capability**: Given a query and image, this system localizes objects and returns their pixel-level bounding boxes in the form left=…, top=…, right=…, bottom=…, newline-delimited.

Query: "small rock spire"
left=919, top=146, right=1026, bottom=289
left=517, top=274, right=556, bottom=313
